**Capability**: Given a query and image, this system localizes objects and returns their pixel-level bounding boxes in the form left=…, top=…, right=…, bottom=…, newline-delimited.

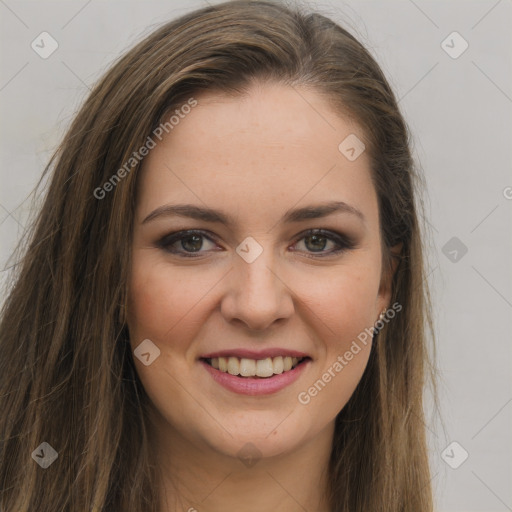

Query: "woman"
left=0, top=1, right=437, bottom=510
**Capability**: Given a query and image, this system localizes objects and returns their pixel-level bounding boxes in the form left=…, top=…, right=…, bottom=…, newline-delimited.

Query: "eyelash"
left=156, top=229, right=357, bottom=259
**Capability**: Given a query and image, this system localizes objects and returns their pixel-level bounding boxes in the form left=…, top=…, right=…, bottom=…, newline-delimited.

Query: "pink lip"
left=200, top=348, right=310, bottom=359
left=200, top=358, right=311, bottom=396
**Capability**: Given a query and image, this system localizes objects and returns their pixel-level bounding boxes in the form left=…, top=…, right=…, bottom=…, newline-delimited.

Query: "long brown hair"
left=0, top=1, right=437, bottom=510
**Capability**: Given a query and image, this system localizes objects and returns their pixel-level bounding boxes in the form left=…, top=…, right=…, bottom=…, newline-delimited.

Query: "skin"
left=127, top=81, right=399, bottom=512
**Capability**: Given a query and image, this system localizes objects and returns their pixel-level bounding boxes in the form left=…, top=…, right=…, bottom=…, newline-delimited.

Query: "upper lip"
left=200, top=348, right=311, bottom=360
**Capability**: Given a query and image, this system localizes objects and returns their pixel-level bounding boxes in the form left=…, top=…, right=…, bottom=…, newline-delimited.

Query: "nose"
left=220, top=243, right=295, bottom=331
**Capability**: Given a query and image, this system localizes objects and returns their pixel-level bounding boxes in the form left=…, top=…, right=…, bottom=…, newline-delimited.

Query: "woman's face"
left=127, top=81, right=393, bottom=460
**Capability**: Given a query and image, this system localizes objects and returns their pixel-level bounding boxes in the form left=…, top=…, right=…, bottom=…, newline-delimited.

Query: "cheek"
left=292, top=260, right=381, bottom=344
left=294, top=265, right=378, bottom=414
left=127, top=256, right=217, bottom=349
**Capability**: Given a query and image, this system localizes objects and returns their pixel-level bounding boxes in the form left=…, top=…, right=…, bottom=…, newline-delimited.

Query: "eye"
left=157, top=228, right=357, bottom=258
left=291, top=229, right=357, bottom=257
left=156, top=229, right=220, bottom=257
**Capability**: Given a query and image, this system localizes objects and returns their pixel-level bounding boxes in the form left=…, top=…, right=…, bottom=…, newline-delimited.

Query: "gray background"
left=1, top=1, right=511, bottom=510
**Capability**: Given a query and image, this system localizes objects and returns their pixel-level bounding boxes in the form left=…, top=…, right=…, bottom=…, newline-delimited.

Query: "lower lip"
left=200, top=359, right=311, bottom=396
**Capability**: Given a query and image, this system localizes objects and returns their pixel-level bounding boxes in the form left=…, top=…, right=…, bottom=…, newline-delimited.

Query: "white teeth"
left=273, top=356, right=284, bottom=374
left=256, top=357, right=274, bottom=377
left=207, top=355, right=305, bottom=377
left=218, top=356, right=228, bottom=372
left=239, top=358, right=256, bottom=377
left=227, top=357, right=239, bottom=376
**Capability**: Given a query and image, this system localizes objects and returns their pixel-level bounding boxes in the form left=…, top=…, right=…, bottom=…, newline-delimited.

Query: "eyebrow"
left=141, top=200, right=365, bottom=226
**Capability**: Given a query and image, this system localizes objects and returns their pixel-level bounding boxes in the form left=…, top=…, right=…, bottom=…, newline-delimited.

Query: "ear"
left=377, top=242, right=403, bottom=313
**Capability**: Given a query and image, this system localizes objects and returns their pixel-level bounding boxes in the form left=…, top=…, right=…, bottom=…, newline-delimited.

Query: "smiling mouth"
left=201, top=356, right=310, bottom=378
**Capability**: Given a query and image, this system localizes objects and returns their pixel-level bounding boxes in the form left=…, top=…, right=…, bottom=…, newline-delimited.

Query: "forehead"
left=136, top=82, right=379, bottom=229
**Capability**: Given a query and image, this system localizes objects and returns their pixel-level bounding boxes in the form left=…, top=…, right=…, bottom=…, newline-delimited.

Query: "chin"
left=198, top=414, right=312, bottom=461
